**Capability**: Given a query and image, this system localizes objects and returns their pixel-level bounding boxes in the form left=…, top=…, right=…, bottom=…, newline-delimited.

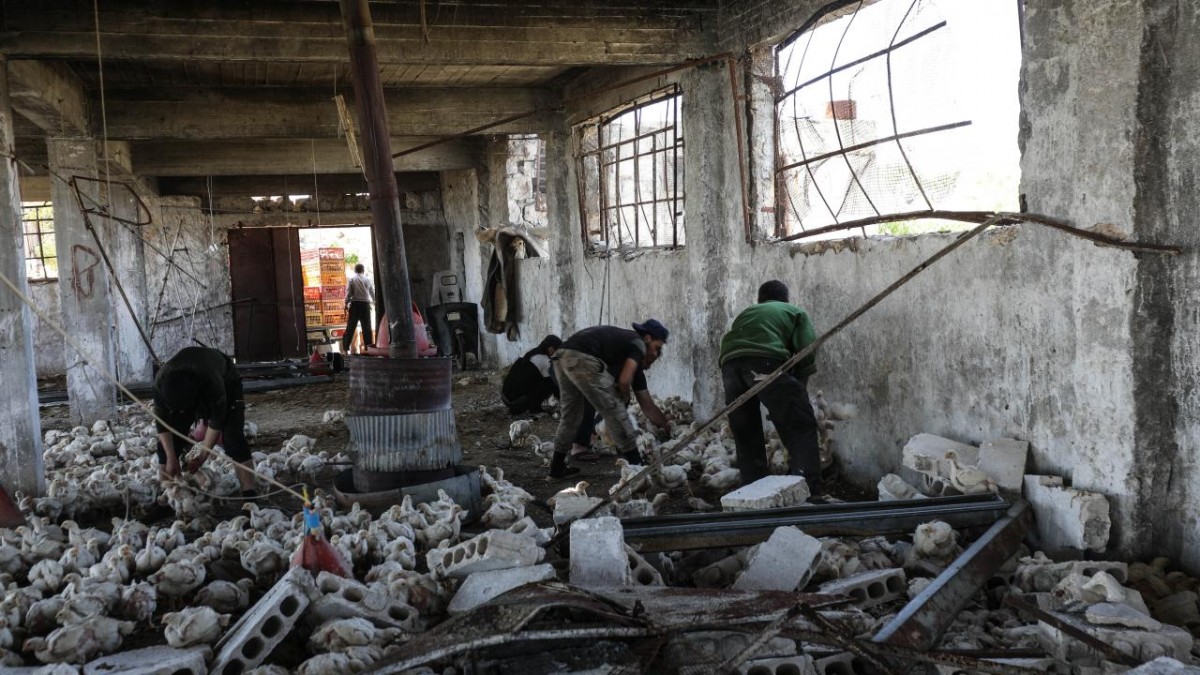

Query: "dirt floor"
left=38, top=368, right=871, bottom=526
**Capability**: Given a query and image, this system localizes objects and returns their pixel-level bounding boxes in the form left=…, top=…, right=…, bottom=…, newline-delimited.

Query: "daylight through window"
left=576, top=86, right=684, bottom=251
left=22, top=202, right=56, bottom=281
left=774, top=0, right=1020, bottom=240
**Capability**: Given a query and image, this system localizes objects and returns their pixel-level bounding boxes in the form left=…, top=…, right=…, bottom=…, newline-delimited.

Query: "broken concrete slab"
left=428, top=530, right=544, bottom=578
left=1086, top=602, right=1163, bottom=630
left=876, top=473, right=926, bottom=501
left=1038, top=610, right=1194, bottom=662
left=978, top=438, right=1029, bottom=493
left=732, top=527, right=821, bottom=592
left=210, top=567, right=315, bottom=675
left=1015, top=558, right=1129, bottom=592
left=447, top=563, right=556, bottom=615
left=1024, top=475, right=1111, bottom=553
left=552, top=494, right=606, bottom=525
left=902, top=433, right=979, bottom=480
left=570, top=517, right=629, bottom=587
left=720, top=475, right=810, bottom=511
left=83, top=645, right=210, bottom=675
left=817, top=568, right=906, bottom=608
left=625, top=545, right=664, bottom=586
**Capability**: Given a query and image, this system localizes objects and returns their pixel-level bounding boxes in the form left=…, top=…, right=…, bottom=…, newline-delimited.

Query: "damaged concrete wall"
left=144, top=196, right=234, bottom=359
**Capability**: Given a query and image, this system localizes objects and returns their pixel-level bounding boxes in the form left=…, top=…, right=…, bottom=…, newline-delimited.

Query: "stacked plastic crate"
left=301, top=248, right=348, bottom=327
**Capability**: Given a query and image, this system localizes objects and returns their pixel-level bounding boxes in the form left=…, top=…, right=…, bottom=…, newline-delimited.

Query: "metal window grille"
left=22, top=201, right=57, bottom=281
left=576, top=85, right=684, bottom=251
left=774, top=0, right=1017, bottom=240
left=534, top=141, right=548, bottom=213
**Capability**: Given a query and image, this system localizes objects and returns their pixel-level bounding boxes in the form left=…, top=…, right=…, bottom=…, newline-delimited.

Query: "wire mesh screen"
left=775, top=0, right=1019, bottom=240
left=577, top=86, right=684, bottom=251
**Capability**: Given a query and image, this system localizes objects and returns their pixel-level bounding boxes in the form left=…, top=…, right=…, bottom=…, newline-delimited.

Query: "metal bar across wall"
left=777, top=120, right=972, bottom=174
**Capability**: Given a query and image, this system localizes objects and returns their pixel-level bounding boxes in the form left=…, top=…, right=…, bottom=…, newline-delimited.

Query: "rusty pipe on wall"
left=339, top=0, right=416, bottom=358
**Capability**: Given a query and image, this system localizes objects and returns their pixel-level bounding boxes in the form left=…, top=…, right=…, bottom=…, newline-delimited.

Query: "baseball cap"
left=632, top=319, right=669, bottom=342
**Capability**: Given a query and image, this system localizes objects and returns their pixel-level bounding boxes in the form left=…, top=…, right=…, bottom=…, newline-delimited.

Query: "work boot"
left=548, top=453, right=581, bottom=479
left=621, top=450, right=642, bottom=465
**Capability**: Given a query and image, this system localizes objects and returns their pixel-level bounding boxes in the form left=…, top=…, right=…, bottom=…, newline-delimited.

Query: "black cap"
left=632, top=319, right=669, bottom=342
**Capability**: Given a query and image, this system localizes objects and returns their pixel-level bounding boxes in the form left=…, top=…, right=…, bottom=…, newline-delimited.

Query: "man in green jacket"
left=719, top=280, right=821, bottom=488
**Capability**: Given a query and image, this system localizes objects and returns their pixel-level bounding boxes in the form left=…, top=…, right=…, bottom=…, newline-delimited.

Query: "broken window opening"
left=575, top=85, right=684, bottom=253
left=22, top=201, right=57, bottom=281
left=773, top=0, right=1020, bottom=241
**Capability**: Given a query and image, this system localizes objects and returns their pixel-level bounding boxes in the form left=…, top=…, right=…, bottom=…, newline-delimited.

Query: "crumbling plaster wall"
left=28, top=281, right=64, bottom=377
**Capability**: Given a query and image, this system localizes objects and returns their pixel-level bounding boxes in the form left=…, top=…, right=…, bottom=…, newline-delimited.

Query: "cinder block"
left=668, top=631, right=796, bottom=664
left=569, top=517, right=628, bottom=587
left=210, top=567, right=315, bottom=675
left=694, top=548, right=755, bottom=588
left=625, top=545, right=664, bottom=586
left=721, top=475, right=810, bottom=512
left=427, top=530, right=544, bottom=579
left=739, top=655, right=816, bottom=675
left=733, top=527, right=822, bottom=592
left=901, top=434, right=979, bottom=480
left=1038, top=611, right=1194, bottom=662
left=553, top=495, right=607, bottom=525
left=83, top=646, right=210, bottom=675
left=446, top=563, right=556, bottom=614
left=978, top=438, right=1029, bottom=493
left=817, top=568, right=906, bottom=608
left=309, top=572, right=419, bottom=630
left=876, top=474, right=926, bottom=501
left=934, top=657, right=1068, bottom=675
left=506, top=517, right=552, bottom=545
left=1023, top=475, right=1111, bottom=553
left=813, top=651, right=870, bottom=675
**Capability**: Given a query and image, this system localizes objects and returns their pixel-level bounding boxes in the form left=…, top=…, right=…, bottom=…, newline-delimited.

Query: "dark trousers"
left=156, top=382, right=250, bottom=464
left=504, top=376, right=558, bottom=415
left=343, top=301, right=373, bottom=351
left=574, top=401, right=597, bottom=447
left=722, top=356, right=821, bottom=485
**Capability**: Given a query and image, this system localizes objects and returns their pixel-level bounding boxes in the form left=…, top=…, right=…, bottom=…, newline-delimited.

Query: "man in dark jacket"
left=548, top=320, right=672, bottom=479
left=719, top=280, right=821, bottom=488
left=153, top=346, right=256, bottom=496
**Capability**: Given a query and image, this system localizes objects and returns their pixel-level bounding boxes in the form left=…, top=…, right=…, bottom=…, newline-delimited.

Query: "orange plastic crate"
left=321, top=286, right=347, bottom=300
left=304, top=311, right=322, bottom=326
left=304, top=300, right=322, bottom=313
left=323, top=312, right=347, bottom=325
left=318, top=247, right=344, bottom=260
left=302, top=286, right=321, bottom=301
left=321, top=299, right=344, bottom=313
left=320, top=271, right=346, bottom=286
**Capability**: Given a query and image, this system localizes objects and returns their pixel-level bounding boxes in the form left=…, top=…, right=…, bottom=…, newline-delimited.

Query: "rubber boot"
left=549, top=453, right=581, bottom=479
left=621, top=449, right=642, bottom=465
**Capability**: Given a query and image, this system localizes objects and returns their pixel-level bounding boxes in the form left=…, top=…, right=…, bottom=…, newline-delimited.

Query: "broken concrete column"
left=569, top=516, right=629, bottom=587
left=721, top=475, right=810, bottom=511
left=732, top=527, right=822, bottom=592
left=1024, top=475, right=1111, bottom=553
left=817, top=568, right=907, bottom=608
left=108, top=182, right=153, bottom=386
left=0, top=56, right=44, bottom=497
left=48, top=137, right=118, bottom=425
left=447, top=563, right=556, bottom=614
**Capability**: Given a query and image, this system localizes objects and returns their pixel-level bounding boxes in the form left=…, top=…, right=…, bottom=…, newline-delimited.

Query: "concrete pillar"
left=0, top=56, right=44, bottom=496
left=110, top=184, right=153, bottom=385
left=48, top=138, right=118, bottom=424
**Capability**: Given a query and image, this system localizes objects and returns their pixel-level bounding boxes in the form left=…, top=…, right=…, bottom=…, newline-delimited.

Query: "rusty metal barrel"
left=348, top=356, right=452, bottom=414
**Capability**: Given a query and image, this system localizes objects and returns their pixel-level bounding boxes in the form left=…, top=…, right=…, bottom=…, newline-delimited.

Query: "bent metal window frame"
left=22, top=201, right=57, bottom=281
left=773, top=0, right=975, bottom=240
left=576, top=85, right=684, bottom=252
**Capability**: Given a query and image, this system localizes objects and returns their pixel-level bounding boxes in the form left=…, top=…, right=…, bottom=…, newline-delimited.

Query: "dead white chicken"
left=699, top=467, right=741, bottom=492
left=25, top=615, right=133, bottom=664
left=912, top=521, right=959, bottom=561
left=945, top=451, right=997, bottom=495
left=163, top=606, right=230, bottom=648
left=150, top=557, right=208, bottom=599
left=196, top=579, right=255, bottom=614
left=480, top=497, right=524, bottom=530
left=309, top=617, right=377, bottom=652
left=117, top=582, right=157, bottom=624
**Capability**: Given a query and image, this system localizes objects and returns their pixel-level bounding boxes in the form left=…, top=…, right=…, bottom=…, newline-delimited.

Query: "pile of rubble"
left=4, top=399, right=1200, bottom=673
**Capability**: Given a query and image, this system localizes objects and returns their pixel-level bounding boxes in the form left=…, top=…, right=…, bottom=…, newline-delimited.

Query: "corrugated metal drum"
left=347, top=411, right=463, bottom=471
left=348, top=356, right=452, bottom=414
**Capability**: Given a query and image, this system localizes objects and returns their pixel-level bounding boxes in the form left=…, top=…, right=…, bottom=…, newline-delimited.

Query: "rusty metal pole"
left=339, top=0, right=416, bottom=358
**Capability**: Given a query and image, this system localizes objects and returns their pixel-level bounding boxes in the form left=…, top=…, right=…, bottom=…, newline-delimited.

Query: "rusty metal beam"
left=1003, top=594, right=1141, bottom=667
left=619, top=494, right=1009, bottom=552
left=872, top=500, right=1032, bottom=651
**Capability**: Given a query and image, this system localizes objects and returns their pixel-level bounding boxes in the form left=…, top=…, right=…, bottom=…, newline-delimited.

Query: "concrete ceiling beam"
left=97, top=86, right=560, bottom=140
left=0, top=0, right=715, bottom=66
left=157, top=172, right=441, bottom=198
left=6, top=60, right=89, bottom=135
left=130, top=137, right=482, bottom=177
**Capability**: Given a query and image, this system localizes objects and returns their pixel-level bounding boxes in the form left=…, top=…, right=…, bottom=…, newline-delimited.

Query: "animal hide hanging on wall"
left=476, top=227, right=541, bottom=341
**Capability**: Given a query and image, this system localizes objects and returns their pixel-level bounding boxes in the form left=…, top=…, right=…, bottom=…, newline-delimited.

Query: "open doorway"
left=298, top=226, right=375, bottom=356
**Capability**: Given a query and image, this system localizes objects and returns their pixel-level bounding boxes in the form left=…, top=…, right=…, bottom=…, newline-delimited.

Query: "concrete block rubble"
left=2, top=405, right=1198, bottom=673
